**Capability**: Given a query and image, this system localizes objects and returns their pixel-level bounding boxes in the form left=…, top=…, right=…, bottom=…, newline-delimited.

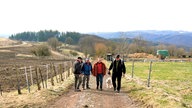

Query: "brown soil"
left=46, top=75, right=140, bottom=108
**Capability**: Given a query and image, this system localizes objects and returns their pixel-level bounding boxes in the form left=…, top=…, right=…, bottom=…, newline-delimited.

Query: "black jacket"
left=73, top=60, right=82, bottom=74
left=109, top=59, right=126, bottom=76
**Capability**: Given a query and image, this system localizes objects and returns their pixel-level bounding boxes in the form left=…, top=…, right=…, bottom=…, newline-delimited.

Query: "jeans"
left=82, top=75, right=90, bottom=88
left=74, top=74, right=82, bottom=89
left=96, top=74, right=103, bottom=89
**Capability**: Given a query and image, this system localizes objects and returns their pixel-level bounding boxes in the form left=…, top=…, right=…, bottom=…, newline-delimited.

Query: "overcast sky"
left=0, top=0, right=192, bottom=35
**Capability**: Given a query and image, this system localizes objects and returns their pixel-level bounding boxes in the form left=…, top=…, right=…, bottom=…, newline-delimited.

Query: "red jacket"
left=92, top=62, right=106, bottom=76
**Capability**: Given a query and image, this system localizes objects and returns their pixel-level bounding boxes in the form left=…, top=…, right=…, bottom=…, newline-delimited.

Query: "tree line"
left=9, top=30, right=81, bottom=45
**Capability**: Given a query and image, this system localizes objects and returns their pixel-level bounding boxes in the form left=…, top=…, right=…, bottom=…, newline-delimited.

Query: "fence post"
left=16, top=67, right=22, bottom=94
left=30, top=66, right=33, bottom=85
left=24, top=67, right=30, bottom=93
left=131, top=60, right=135, bottom=78
left=67, top=62, right=70, bottom=77
left=50, top=63, right=54, bottom=86
left=59, top=64, right=64, bottom=81
left=53, top=64, right=58, bottom=83
left=71, top=61, right=74, bottom=75
left=147, top=61, right=153, bottom=87
left=63, top=63, right=66, bottom=80
left=39, top=68, right=44, bottom=88
left=0, top=84, right=2, bottom=96
left=45, top=64, right=49, bottom=88
left=35, top=67, right=41, bottom=90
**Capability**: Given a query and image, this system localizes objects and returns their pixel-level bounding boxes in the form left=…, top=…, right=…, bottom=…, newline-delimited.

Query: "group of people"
left=73, top=55, right=126, bottom=93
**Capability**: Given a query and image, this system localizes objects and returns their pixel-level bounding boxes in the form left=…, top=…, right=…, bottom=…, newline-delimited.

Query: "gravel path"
left=47, top=75, right=140, bottom=108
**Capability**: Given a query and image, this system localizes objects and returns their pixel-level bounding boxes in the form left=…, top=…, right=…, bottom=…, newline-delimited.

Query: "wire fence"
left=0, top=61, right=73, bottom=96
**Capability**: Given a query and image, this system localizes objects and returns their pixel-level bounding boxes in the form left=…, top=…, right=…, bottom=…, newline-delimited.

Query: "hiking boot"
left=75, top=88, right=81, bottom=92
left=87, top=87, right=91, bottom=89
left=96, top=86, right=98, bottom=90
left=114, top=88, right=116, bottom=91
left=83, top=88, right=86, bottom=90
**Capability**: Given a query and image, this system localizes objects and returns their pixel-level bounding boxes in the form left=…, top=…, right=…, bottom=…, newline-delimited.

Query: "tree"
left=190, top=48, right=192, bottom=57
left=94, top=43, right=107, bottom=57
left=177, top=48, right=185, bottom=57
left=47, top=37, right=60, bottom=50
left=78, top=36, right=95, bottom=57
left=65, top=37, right=73, bottom=45
left=167, top=45, right=177, bottom=57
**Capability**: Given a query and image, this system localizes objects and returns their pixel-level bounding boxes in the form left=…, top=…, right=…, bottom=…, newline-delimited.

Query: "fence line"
left=0, top=61, right=73, bottom=96
left=130, top=61, right=153, bottom=87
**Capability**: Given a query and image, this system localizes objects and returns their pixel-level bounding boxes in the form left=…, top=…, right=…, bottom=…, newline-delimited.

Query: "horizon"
left=1, top=29, right=192, bottom=38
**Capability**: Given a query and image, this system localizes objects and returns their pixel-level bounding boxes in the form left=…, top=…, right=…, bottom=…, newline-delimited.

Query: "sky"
left=0, top=0, right=192, bottom=36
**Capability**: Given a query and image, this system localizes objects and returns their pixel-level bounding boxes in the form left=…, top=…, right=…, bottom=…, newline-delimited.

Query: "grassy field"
left=122, top=61, right=192, bottom=108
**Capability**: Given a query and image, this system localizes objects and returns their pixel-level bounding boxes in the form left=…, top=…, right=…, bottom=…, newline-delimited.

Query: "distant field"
left=122, top=61, right=192, bottom=108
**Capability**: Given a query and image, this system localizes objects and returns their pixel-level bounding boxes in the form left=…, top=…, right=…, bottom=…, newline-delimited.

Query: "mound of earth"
left=0, top=38, right=20, bottom=46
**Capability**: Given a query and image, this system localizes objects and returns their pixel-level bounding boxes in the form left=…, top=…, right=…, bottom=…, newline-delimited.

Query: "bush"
left=31, top=45, right=51, bottom=56
left=69, top=51, right=78, bottom=56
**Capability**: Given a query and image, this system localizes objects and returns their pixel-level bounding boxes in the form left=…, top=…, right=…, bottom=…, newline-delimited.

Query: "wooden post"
left=0, top=84, right=2, bottom=96
left=45, top=64, right=49, bottom=88
left=53, top=64, right=58, bottom=83
left=59, top=64, right=64, bottom=81
left=16, top=67, right=22, bottom=94
left=68, top=62, right=70, bottom=77
left=131, top=60, right=135, bottom=78
left=24, top=67, right=30, bottom=93
left=71, top=61, right=74, bottom=75
left=147, top=61, right=153, bottom=87
left=70, top=61, right=73, bottom=75
left=30, top=66, right=33, bottom=85
left=63, top=63, right=66, bottom=80
left=39, top=68, right=44, bottom=88
left=50, top=63, right=54, bottom=86
left=35, top=67, right=41, bottom=90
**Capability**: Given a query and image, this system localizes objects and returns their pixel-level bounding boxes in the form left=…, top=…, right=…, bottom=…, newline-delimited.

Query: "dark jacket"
left=92, top=62, right=106, bottom=76
left=81, top=62, right=92, bottom=75
left=73, top=60, right=83, bottom=74
left=109, top=59, right=126, bottom=76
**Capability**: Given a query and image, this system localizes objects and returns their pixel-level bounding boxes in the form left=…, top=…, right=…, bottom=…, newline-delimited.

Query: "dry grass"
left=0, top=38, right=19, bottom=46
left=0, top=74, right=74, bottom=108
left=121, top=62, right=192, bottom=108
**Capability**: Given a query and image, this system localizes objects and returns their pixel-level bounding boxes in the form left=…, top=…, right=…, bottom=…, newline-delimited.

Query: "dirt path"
left=47, top=75, right=139, bottom=108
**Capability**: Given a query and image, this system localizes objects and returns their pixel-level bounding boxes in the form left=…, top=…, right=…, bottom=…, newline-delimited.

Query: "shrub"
left=69, top=51, right=78, bottom=56
left=31, top=45, right=51, bottom=56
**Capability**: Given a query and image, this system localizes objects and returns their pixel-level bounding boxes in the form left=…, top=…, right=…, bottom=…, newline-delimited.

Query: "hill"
left=91, top=30, right=192, bottom=48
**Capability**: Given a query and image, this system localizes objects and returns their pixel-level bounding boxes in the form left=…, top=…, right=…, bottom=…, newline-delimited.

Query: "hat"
left=116, top=55, right=120, bottom=58
left=77, top=57, right=82, bottom=60
left=85, top=58, right=89, bottom=61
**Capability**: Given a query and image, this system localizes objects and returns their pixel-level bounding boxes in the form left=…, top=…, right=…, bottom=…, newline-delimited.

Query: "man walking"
left=82, top=58, right=92, bottom=90
left=92, top=58, right=106, bottom=91
left=73, top=57, right=83, bottom=92
left=108, top=55, right=126, bottom=93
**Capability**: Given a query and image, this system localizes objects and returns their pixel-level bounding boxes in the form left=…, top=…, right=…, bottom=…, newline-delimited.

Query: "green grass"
left=122, top=61, right=192, bottom=108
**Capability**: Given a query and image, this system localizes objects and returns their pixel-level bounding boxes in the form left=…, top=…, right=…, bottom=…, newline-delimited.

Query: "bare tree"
left=94, top=43, right=107, bottom=57
left=47, top=37, right=60, bottom=50
left=78, top=36, right=95, bottom=57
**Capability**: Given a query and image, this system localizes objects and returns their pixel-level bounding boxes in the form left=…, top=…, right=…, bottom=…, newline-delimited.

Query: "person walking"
left=92, top=58, right=107, bottom=91
left=81, top=58, right=92, bottom=90
left=108, top=55, right=126, bottom=93
left=73, top=57, right=83, bottom=92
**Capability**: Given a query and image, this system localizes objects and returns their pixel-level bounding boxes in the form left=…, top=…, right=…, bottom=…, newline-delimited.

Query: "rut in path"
left=48, top=75, right=140, bottom=108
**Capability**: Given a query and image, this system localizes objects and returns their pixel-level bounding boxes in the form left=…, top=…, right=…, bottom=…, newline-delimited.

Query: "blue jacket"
left=81, top=62, right=92, bottom=75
